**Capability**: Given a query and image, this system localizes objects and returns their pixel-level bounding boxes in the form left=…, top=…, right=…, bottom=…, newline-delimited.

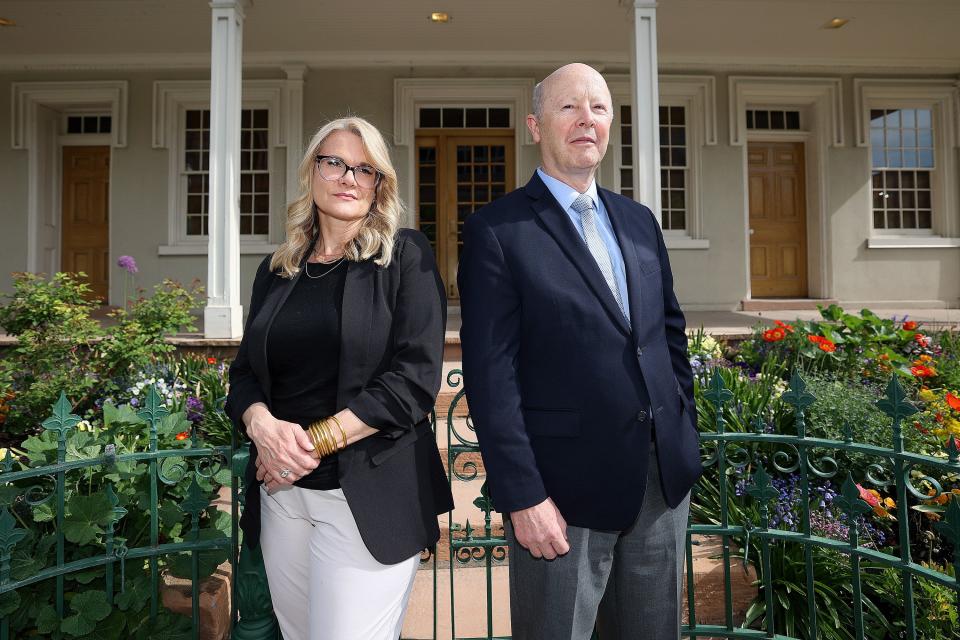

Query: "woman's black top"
left=266, top=258, right=347, bottom=490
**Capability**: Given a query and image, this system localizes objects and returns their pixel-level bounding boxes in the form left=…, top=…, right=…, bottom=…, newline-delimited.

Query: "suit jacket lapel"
left=336, top=259, right=375, bottom=409
left=600, top=188, right=644, bottom=342
left=526, top=173, right=630, bottom=336
left=248, top=268, right=301, bottom=402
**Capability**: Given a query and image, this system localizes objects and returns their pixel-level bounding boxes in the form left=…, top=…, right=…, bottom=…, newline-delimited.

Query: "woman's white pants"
left=259, top=484, right=420, bottom=640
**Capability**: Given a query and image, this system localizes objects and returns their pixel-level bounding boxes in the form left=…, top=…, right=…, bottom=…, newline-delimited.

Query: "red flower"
left=947, top=393, right=960, bottom=412
left=207, top=356, right=217, bottom=365
left=857, top=484, right=880, bottom=508
left=818, top=340, right=836, bottom=353
left=914, top=333, right=930, bottom=346
left=911, top=365, right=936, bottom=378
left=763, top=327, right=786, bottom=342
left=914, top=421, right=929, bottom=435
left=903, top=320, right=918, bottom=331
left=774, top=320, right=795, bottom=333
left=175, top=431, right=190, bottom=441
left=808, top=335, right=826, bottom=344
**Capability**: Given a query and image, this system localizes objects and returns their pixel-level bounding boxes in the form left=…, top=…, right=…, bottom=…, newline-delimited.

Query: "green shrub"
left=0, top=272, right=203, bottom=440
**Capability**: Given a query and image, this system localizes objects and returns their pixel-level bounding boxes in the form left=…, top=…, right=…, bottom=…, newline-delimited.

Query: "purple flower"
left=117, top=255, right=138, bottom=275
left=186, top=396, right=204, bottom=423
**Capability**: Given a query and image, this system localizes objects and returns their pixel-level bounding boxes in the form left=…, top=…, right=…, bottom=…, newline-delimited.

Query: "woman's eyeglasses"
left=315, top=155, right=381, bottom=189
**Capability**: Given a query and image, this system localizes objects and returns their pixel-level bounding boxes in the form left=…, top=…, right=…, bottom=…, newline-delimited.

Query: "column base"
left=204, top=304, right=244, bottom=339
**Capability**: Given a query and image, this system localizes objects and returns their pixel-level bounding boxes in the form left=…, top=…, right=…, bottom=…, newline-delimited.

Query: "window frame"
left=153, top=80, right=289, bottom=255
left=855, top=80, right=960, bottom=248
left=608, top=75, right=716, bottom=249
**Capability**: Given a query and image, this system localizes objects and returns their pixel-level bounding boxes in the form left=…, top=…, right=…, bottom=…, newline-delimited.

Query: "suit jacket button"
left=636, top=347, right=643, bottom=358
left=636, top=410, right=647, bottom=423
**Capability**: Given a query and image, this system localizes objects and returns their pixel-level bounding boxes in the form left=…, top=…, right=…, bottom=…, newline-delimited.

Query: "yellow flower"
left=884, top=497, right=896, bottom=509
left=0, top=447, right=7, bottom=460
left=919, top=389, right=937, bottom=403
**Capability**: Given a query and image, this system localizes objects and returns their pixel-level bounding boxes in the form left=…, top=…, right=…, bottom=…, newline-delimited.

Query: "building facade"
left=1, top=0, right=958, bottom=336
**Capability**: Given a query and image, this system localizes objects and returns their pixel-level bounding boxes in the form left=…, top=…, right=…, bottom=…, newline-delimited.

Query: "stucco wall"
left=1, top=66, right=957, bottom=318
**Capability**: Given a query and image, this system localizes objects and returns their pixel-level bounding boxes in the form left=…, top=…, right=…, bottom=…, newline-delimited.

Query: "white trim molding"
left=11, top=81, right=128, bottom=149
left=153, top=79, right=287, bottom=150
left=393, top=78, right=535, bottom=146
left=867, top=237, right=960, bottom=249
left=393, top=77, right=535, bottom=226
left=728, top=76, right=843, bottom=147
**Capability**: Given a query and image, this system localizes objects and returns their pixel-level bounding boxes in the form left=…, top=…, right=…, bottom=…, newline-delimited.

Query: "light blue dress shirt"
left=536, top=168, right=631, bottom=321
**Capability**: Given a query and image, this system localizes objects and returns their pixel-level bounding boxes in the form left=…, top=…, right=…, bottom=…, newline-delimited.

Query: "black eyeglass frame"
left=315, top=154, right=382, bottom=188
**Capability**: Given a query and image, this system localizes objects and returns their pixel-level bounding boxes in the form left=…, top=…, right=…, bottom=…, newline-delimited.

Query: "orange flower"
left=175, top=431, right=190, bottom=441
left=903, top=320, right=918, bottom=331
left=763, top=327, right=786, bottom=342
left=818, top=340, right=836, bottom=353
left=774, top=320, right=795, bottom=333
left=919, top=354, right=933, bottom=363
left=947, top=393, right=960, bottom=412
left=808, top=335, right=825, bottom=344
left=911, top=365, right=936, bottom=378
left=207, top=357, right=217, bottom=364
left=879, top=354, right=890, bottom=361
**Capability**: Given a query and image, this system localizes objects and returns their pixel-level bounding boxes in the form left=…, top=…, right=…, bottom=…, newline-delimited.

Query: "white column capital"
left=620, top=0, right=659, bottom=10
left=283, top=64, right=308, bottom=82
left=209, top=0, right=248, bottom=15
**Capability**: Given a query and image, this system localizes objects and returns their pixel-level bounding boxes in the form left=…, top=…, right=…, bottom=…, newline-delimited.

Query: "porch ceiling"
left=0, top=0, right=958, bottom=71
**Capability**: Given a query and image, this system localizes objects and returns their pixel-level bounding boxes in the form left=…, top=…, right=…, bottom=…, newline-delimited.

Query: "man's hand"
left=510, top=497, right=569, bottom=560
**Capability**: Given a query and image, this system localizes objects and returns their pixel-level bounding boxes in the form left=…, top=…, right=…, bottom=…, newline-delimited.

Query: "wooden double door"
left=61, top=146, right=110, bottom=302
left=748, top=141, right=808, bottom=298
left=415, top=131, right=515, bottom=299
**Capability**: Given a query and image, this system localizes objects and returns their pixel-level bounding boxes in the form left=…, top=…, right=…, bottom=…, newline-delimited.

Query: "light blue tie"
left=571, top=193, right=627, bottom=319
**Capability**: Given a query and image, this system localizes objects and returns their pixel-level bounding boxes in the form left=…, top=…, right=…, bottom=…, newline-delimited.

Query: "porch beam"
left=626, top=0, right=662, bottom=223
left=205, top=0, right=246, bottom=338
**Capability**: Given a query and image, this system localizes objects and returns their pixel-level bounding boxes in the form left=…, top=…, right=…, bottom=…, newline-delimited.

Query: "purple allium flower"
left=186, top=396, right=204, bottom=423
left=117, top=255, right=138, bottom=275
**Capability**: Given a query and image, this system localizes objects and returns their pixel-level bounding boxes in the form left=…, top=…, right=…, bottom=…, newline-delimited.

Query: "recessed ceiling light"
left=0, top=18, right=16, bottom=27
left=823, top=17, right=850, bottom=29
left=430, top=12, right=450, bottom=23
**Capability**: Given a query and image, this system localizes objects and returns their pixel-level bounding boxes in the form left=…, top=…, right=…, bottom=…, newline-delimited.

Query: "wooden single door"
left=748, top=141, right=807, bottom=298
left=415, top=132, right=515, bottom=299
left=61, top=146, right=110, bottom=302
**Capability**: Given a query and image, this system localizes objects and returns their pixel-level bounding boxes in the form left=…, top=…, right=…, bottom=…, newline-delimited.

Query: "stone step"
left=740, top=298, right=838, bottom=311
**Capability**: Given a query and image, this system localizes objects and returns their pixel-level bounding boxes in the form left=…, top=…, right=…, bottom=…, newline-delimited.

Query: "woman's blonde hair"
left=271, top=117, right=403, bottom=277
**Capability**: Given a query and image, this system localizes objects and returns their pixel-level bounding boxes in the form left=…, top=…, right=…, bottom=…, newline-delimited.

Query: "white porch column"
left=205, top=0, right=246, bottom=338
left=626, top=0, right=662, bottom=223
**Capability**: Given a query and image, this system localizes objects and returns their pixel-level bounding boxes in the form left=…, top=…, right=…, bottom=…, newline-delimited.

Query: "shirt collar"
left=536, top=167, right=600, bottom=212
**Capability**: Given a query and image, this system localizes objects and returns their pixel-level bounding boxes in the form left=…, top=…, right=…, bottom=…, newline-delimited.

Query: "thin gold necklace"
left=304, top=257, right=345, bottom=279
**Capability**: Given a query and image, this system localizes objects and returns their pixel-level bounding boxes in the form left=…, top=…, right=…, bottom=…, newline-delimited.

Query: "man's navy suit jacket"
left=458, top=171, right=703, bottom=530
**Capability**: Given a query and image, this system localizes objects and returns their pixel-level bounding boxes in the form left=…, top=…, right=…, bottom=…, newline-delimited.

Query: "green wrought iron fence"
left=4, top=369, right=958, bottom=640
left=0, top=386, right=241, bottom=640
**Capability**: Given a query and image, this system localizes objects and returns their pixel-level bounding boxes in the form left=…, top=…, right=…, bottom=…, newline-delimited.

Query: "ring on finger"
left=279, top=468, right=292, bottom=479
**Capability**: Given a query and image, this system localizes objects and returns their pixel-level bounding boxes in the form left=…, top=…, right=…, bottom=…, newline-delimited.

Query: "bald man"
left=458, top=63, right=702, bottom=639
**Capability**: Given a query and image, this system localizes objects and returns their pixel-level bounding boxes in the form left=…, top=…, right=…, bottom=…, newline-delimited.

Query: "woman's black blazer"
left=225, top=229, right=454, bottom=564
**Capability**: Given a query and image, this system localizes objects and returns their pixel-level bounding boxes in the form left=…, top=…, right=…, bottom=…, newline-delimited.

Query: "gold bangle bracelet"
left=321, top=421, right=338, bottom=455
left=316, top=420, right=335, bottom=456
left=328, top=415, right=347, bottom=450
left=309, top=421, right=330, bottom=457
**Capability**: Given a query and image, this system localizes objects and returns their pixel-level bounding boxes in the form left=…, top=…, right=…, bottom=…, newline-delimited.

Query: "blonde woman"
left=226, top=117, right=453, bottom=640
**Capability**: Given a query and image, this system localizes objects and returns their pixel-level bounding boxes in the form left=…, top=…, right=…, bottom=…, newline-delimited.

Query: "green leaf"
left=104, top=401, right=146, bottom=427
left=212, top=467, right=233, bottom=487
left=61, top=614, right=95, bottom=637
left=21, top=433, right=58, bottom=461
left=158, top=412, right=189, bottom=438
left=116, top=575, right=152, bottom=612
left=0, top=507, right=27, bottom=553
left=70, top=589, right=111, bottom=622
left=164, top=528, right=230, bottom=579
left=96, top=609, right=129, bottom=640
left=36, top=604, right=60, bottom=634
left=63, top=492, right=113, bottom=544
left=0, top=589, right=20, bottom=616
left=71, top=567, right=104, bottom=585
left=32, top=501, right=56, bottom=522
left=66, top=431, right=101, bottom=461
